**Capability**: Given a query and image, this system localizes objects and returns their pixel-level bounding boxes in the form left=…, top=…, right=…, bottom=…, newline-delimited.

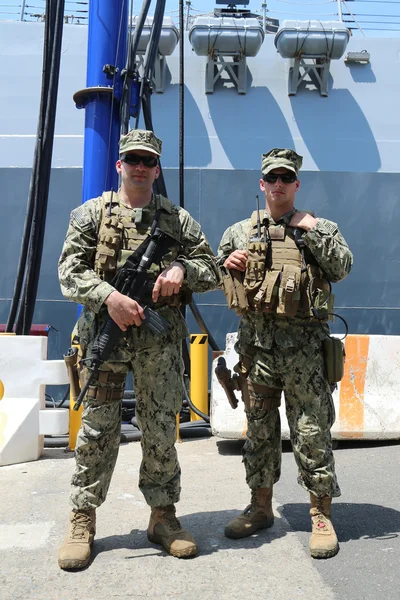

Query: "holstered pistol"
left=215, top=356, right=243, bottom=410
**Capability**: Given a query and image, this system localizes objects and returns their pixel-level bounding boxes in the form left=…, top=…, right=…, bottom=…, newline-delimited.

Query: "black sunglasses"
left=263, top=173, right=297, bottom=184
left=121, top=153, right=158, bottom=168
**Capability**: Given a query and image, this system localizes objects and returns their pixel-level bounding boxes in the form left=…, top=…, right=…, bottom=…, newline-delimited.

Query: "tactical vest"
left=223, top=211, right=333, bottom=320
left=94, top=191, right=191, bottom=307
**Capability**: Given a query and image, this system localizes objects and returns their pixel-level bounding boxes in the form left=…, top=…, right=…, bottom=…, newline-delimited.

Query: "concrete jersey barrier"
left=211, top=333, right=400, bottom=441
left=0, top=335, right=69, bottom=466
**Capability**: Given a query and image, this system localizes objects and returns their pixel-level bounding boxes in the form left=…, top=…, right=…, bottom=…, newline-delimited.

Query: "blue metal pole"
left=80, top=0, right=128, bottom=203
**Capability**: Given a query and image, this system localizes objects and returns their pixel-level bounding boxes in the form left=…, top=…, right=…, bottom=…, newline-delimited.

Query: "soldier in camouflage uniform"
left=57, top=129, right=219, bottom=569
left=217, top=148, right=353, bottom=559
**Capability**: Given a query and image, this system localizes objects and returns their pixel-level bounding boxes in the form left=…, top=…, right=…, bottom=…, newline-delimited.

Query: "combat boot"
left=309, top=494, right=339, bottom=559
left=224, top=487, right=274, bottom=539
left=58, top=509, right=96, bottom=570
left=147, top=504, right=198, bottom=558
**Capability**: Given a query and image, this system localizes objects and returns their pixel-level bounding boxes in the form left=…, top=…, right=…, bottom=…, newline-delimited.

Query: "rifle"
left=73, top=224, right=180, bottom=411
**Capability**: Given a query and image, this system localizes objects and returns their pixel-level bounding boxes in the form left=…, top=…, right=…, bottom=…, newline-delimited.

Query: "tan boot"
left=147, top=505, right=198, bottom=558
left=309, top=494, right=339, bottom=559
left=58, top=509, right=96, bottom=570
left=225, top=487, right=274, bottom=539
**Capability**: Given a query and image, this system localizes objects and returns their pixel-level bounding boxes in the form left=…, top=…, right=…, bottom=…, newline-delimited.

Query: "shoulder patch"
left=70, top=205, right=95, bottom=232
left=320, top=219, right=338, bottom=236
left=186, top=218, right=201, bottom=242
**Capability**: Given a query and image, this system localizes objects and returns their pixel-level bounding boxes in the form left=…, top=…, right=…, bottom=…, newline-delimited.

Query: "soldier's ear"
left=154, top=164, right=160, bottom=180
left=295, top=179, right=300, bottom=191
left=116, top=159, right=122, bottom=174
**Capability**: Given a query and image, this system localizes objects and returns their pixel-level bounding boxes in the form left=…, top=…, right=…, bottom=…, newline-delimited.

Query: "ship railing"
left=1, top=1, right=399, bottom=37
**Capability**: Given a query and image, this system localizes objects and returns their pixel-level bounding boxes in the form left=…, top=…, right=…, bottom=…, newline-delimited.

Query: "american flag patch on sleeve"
left=70, top=205, right=94, bottom=231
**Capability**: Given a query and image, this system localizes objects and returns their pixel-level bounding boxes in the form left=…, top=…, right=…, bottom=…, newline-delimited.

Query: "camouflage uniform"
left=59, top=187, right=219, bottom=512
left=217, top=151, right=353, bottom=499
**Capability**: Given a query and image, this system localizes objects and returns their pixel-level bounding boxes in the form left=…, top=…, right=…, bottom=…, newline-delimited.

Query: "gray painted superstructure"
left=0, top=21, right=399, bottom=366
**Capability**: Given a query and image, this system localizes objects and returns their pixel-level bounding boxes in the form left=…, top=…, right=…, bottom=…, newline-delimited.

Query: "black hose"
left=179, top=427, right=211, bottom=438
left=142, top=0, right=166, bottom=90
left=179, top=420, right=209, bottom=428
left=120, top=429, right=143, bottom=443
left=179, top=0, right=184, bottom=210
left=183, top=380, right=210, bottom=423
left=189, top=300, right=220, bottom=352
left=137, top=0, right=167, bottom=196
left=131, top=0, right=152, bottom=59
left=19, top=0, right=65, bottom=334
left=7, top=0, right=65, bottom=334
left=44, top=437, right=71, bottom=449
left=120, top=0, right=152, bottom=135
left=44, top=418, right=211, bottom=447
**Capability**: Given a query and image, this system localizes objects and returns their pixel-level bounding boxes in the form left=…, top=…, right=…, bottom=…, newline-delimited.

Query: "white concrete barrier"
left=211, top=333, right=400, bottom=441
left=0, top=336, right=69, bottom=466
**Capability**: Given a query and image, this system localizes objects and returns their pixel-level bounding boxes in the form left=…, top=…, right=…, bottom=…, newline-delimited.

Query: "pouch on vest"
left=322, top=336, right=345, bottom=383
left=277, top=264, right=301, bottom=317
left=95, top=216, right=124, bottom=278
left=222, top=269, right=248, bottom=314
left=244, top=241, right=269, bottom=296
left=253, top=270, right=280, bottom=312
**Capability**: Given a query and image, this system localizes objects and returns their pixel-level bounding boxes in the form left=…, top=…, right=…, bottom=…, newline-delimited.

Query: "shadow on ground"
left=91, top=509, right=288, bottom=563
left=216, top=438, right=400, bottom=456
left=41, top=448, right=75, bottom=462
left=216, top=439, right=294, bottom=455
left=279, top=502, right=400, bottom=542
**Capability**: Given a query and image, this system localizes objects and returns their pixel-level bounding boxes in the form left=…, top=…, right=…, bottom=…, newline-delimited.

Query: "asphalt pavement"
left=1, top=436, right=399, bottom=600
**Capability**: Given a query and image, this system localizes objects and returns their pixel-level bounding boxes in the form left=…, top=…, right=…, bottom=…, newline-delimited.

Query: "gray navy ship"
left=0, top=0, right=399, bottom=365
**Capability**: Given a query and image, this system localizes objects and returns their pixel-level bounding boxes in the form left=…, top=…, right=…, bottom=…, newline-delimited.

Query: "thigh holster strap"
left=86, top=372, right=126, bottom=402
left=96, top=372, right=126, bottom=386
left=248, top=381, right=282, bottom=411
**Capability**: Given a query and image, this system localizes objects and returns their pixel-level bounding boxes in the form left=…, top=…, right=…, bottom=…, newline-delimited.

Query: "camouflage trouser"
left=70, top=335, right=184, bottom=511
left=242, top=340, right=341, bottom=498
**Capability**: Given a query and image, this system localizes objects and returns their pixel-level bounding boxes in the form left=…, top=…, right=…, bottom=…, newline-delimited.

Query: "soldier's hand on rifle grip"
left=104, top=290, right=145, bottom=331
left=224, top=250, right=248, bottom=272
left=152, top=262, right=186, bottom=302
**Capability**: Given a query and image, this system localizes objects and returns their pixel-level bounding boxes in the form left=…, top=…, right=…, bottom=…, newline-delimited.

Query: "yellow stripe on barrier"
left=0, top=380, right=5, bottom=448
left=68, top=344, right=82, bottom=451
left=0, top=411, right=6, bottom=449
left=190, top=334, right=209, bottom=421
left=176, top=413, right=181, bottom=443
left=0, top=378, right=6, bottom=448
left=339, top=335, right=370, bottom=439
left=190, top=335, right=208, bottom=345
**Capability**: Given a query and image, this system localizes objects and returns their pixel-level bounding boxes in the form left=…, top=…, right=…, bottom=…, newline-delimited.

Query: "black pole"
left=179, top=0, right=184, bottom=209
left=120, top=0, right=153, bottom=136
left=10, top=0, right=65, bottom=334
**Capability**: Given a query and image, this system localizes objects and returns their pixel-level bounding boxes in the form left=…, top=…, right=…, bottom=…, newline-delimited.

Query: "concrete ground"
left=1, top=436, right=400, bottom=600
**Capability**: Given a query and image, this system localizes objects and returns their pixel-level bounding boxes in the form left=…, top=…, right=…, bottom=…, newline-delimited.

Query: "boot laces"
left=71, top=512, right=92, bottom=540
left=243, top=504, right=254, bottom=516
left=243, top=491, right=261, bottom=516
left=313, top=502, right=331, bottom=530
left=315, top=514, right=330, bottom=530
left=162, top=508, right=182, bottom=532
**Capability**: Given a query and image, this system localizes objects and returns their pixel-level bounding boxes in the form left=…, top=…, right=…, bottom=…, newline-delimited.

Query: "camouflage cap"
left=261, top=148, right=303, bottom=176
left=119, top=129, right=162, bottom=157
